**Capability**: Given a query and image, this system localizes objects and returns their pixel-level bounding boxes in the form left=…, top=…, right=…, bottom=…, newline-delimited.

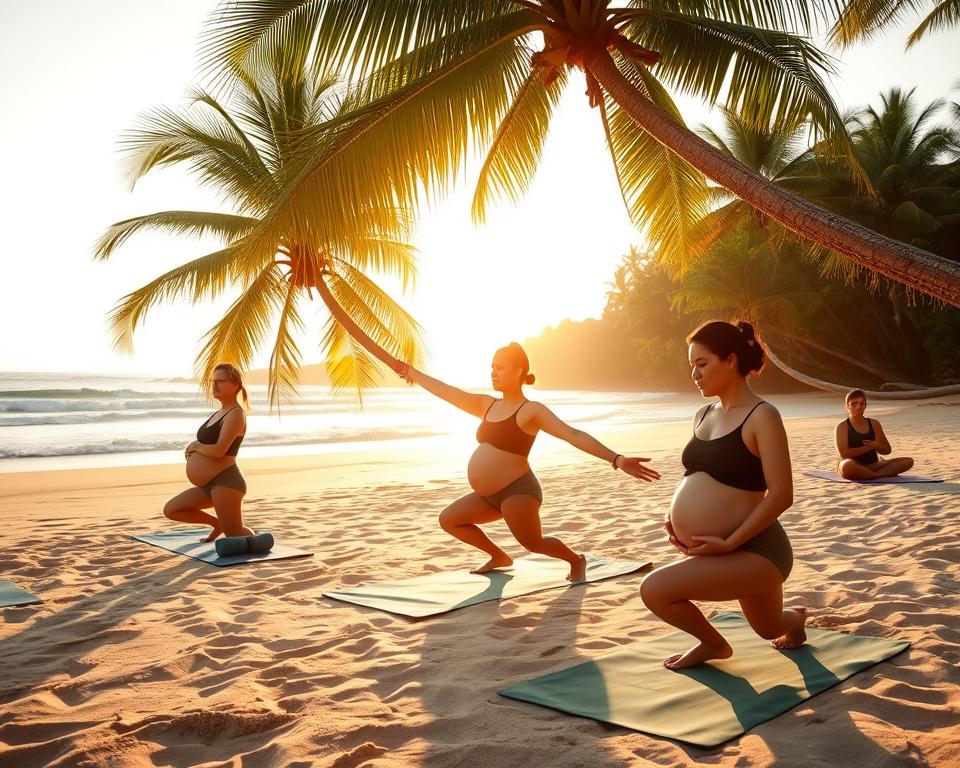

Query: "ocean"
left=0, top=372, right=700, bottom=473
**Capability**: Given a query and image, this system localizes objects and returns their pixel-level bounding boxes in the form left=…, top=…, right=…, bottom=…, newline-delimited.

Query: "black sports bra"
left=476, top=400, right=536, bottom=457
left=846, top=418, right=879, bottom=466
left=197, top=406, right=244, bottom=457
left=681, top=402, right=767, bottom=491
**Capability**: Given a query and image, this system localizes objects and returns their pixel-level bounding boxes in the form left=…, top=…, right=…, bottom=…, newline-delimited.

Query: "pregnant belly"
left=467, top=443, right=531, bottom=497
left=186, top=452, right=235, bottom=487
left=670, top=472, right=764, bottom=549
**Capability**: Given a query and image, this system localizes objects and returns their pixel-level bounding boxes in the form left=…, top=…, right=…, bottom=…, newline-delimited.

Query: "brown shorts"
left=202, top=464, right=247, bottom=495
left=738, top=520, right=793, bottom=580
left=481, top=471, right=542, bottom=510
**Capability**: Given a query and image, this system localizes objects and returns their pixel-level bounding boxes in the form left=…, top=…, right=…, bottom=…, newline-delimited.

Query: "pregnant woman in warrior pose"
left=395, top=342, right=660, bottom=581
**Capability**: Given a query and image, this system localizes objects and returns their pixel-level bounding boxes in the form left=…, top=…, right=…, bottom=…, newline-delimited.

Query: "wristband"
left=611, top=453, right=623, bottom=470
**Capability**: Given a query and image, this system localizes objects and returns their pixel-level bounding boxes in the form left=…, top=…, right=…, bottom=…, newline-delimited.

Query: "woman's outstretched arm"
left=396, top=364, right=492, bottom=419
left=526, top=402, right=660, bottom=481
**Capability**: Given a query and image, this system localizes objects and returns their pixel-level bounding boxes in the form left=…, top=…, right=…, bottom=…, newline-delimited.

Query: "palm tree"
left=830, top=0, right=960, bottom=49
left=815, top=88, right=960, bottom=260
left=685, top=98, right=960, bottom=392
left=672, top=230, right=908, bottom=384
left=196, top=0, right=960, bottom=305
left=95, top=44, right=423, bottom=407
left=693, top=106, right=927, bottom=380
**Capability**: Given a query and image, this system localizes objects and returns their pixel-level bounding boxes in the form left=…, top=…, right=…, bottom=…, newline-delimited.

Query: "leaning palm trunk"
left=763, top=342, right=960, bottom=400
left=771, top=328, right=904, bottom=383
left=586, top=50, right=960, bottom=308
left=314, top=277, right=402, bottom=370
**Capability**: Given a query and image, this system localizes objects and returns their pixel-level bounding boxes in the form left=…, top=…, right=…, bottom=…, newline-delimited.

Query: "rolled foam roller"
left=246, top=532, right=274, bottom=553
left=215, top=536, right=249, bottom=557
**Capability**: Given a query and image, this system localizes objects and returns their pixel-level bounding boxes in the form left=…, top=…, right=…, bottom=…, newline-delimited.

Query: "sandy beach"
left=1, top=394, right=958, bottom=767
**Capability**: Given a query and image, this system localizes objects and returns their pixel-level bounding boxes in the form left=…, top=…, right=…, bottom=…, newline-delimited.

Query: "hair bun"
left=736, top=321, right=756, bottom=341
left=525, top=372, right=536, bottom=385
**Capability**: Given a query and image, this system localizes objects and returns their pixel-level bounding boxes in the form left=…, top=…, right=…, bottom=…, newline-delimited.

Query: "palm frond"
left=195, top=263, right=287, bottom=392
left=108, top=245, right=246, bottom=351
left=828, top=0, right=926, bottom=46
left=602, top=56, right=709, bottom=274
left=229, top=22, right=534, bottom=274
left=622, top=10, right=869, bottom=189
left=267, top=280, right=305, bottom=410
left=471, top=66, right=568, bottom=223
left=334, top=234, right=419, bottom=292
left=319, top=313, right=382, bottom=400
left=628, top=0, right=840, bottom=36
left=94, top=211, right=259, bottom=261
left=119, top=104, right=273, bottom=208
left=326, top=262, right=425, bottom=366
left=199, top=0, right=518, bottom=82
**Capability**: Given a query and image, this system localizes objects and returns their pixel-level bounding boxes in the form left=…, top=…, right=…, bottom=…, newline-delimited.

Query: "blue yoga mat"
left=0, top=579, right=42, bottom=608
left=803, top=470, right=943, bottom=484
left=132, top=529, right=312, bottom=566
left=499, top=611, right=909, bottom=747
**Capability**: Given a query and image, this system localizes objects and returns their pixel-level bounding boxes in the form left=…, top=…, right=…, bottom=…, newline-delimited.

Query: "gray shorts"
left=738, top=520, right=793, bottom=580
left=481, top=471, right=542, bottom=510
left=202, top=464, right=247, bottom=495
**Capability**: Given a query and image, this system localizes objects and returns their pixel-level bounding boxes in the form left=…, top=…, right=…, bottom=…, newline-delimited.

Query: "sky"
left=1, top=1, right=958, bottom=385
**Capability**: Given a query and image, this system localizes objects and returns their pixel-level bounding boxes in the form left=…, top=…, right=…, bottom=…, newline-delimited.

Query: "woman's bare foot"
left=470, top=554, right=513, bottom=574
left=772, top=607, right=808, bottom=649
left=202, top=526, right=222, bottom=542
left=664, top=639, right=733, bottom=670
left=567, top=553, right=588, bottom=582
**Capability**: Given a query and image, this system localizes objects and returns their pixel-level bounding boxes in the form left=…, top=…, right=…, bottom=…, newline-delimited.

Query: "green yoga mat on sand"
left=132, top=529, right=312, bottom=566
left=324, top=554, right=651, bottom=618
left=499, top=611, right=909, bottom=747
left=0, top=579, right=42, bottom=608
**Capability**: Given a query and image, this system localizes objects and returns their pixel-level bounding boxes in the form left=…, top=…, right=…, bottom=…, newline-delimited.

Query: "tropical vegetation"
left=532, top=87, right=960, bottom=393
left=95, top=43, right=424, bottom=407
left=196, top=0, right=960, bottom=305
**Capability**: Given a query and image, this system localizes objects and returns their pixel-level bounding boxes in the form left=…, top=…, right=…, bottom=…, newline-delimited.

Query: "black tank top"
left=476, top=400, right=536, bottom=457
left=681, top=402, right=767, bottom=492
left=846, top=418, right=878, bottom=466
left=197, top=406, right=244, bottom=457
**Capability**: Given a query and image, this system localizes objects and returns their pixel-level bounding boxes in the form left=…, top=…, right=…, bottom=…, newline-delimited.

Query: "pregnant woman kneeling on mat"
left=395, top=342, right=660, bottom=581
left=641, top=321, right=806, bottom=669
left=163, top=363, right=253, bottom=542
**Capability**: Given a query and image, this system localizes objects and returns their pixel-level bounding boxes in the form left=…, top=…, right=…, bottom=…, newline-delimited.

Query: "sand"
left=1, top=395, right=958, bottom=767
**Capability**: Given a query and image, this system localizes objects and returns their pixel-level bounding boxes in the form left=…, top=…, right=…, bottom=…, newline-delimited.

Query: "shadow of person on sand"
left=414, top=567, right=644, bottom=768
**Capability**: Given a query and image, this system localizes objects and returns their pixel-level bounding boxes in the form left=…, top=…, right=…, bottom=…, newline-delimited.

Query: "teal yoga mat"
left=132, top=528, right=312, bottom=566
left=803, top=470, right=943, bottom=484
left=499, top=611, right=909, bottom=747
left=0, top=579, right=42, bottom=608
left=324, top=553, right=651, bottom=618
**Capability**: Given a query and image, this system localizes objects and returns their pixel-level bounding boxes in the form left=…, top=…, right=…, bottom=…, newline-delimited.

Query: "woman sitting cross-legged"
left=836, top=389, right=914, bottom=480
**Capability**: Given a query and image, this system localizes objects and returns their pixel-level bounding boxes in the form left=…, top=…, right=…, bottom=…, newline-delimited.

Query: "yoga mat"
left=324, top=553, right=651, bottom=618
left=499, top=611, right=909, bottom=747
left=0, top=579, right=42, bottom=608
left=132, top=528, right=312, bottom=566
left=803, top=470, right=943, bottom=484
